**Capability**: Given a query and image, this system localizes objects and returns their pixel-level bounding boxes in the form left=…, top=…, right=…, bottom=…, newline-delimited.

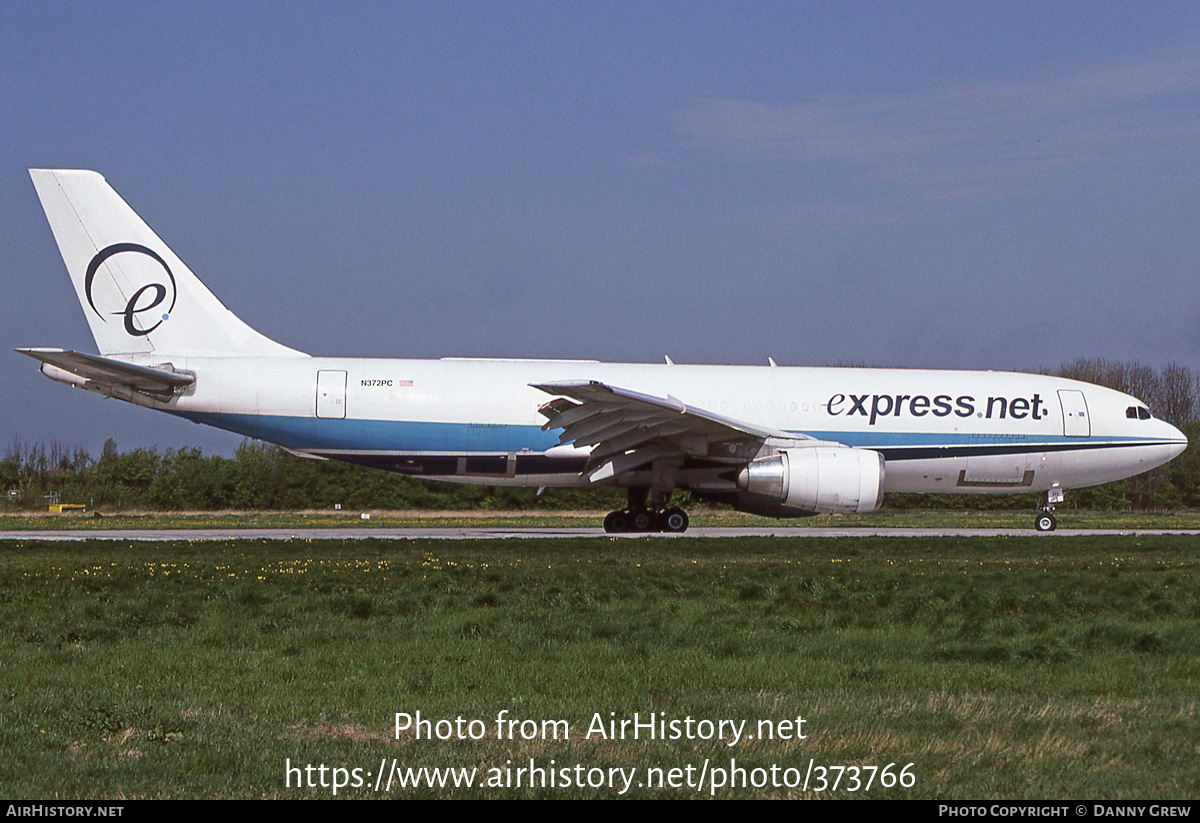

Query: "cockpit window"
left=1127, top=406, right=1152, bottom=420
left=1139, top=407, right=1152, bottom=420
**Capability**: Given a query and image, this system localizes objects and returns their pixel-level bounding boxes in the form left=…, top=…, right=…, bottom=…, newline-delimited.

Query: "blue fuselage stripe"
left=172, top=411, right=563, bottom=452
left=172, top=411, right=1173, bottom=459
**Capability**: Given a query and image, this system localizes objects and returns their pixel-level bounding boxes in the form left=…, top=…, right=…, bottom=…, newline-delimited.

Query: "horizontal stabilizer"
left=16, top=348, right=194, bottom=394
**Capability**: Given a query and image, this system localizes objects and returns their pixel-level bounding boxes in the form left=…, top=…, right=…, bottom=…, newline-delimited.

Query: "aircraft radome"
left=19, top=170, right=1188, bottom=532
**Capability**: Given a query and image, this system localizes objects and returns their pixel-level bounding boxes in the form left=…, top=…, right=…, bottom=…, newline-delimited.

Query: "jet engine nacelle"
left=735, top=447, right=885, bottom=515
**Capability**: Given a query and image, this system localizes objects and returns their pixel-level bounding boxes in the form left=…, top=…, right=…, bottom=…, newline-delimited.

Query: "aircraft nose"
left=1165, top=421, right=1189, bottom=459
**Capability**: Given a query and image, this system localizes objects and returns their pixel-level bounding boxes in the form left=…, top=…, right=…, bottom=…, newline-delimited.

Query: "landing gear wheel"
left=661, top=507, right=689, bottom=533
left=1035, top=487, right=1063, bottom=532
left=604, top=511, right=631, bottom=534
left=631, top=508, right=655, bottom=532
left=602, top=505, right=691, bottom=533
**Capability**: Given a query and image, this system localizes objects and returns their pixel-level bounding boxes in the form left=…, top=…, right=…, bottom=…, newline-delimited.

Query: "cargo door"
left=316, top=370, right=347, bottom=419
left=1058, top=389, right=1090, bottom=437
left=959, top=452, right=1035, bottom=488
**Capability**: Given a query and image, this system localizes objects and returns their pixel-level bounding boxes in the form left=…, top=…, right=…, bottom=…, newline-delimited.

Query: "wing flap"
left=535, top=380, right=797, bottom=440
left=533, top=379, right=812, bottom=476
left=587, top=446, right=663, bottom=483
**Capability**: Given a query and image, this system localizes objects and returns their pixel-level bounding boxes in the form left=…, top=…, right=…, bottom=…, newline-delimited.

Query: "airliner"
left=18, top=170, right=1188, bottom=532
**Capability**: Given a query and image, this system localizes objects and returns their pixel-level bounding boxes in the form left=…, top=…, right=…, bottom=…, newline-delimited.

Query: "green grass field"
left=1, top=535, right=1197, bottom=798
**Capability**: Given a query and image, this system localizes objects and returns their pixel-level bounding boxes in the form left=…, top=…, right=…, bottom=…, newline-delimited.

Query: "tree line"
left=0, top=438, right=627, bottom=512
left=3, top=359, right=1198, bottom=513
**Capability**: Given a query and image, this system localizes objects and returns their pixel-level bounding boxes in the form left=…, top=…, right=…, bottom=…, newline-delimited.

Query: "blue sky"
left=3, top=2, right=1200, bottom=456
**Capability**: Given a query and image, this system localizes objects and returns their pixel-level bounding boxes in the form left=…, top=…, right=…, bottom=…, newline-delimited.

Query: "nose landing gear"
left=1035, top=487, right=1064, bottom=532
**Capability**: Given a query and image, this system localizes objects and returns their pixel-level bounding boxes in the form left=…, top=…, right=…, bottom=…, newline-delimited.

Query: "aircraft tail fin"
left=29, top=169, right=306, bottom=358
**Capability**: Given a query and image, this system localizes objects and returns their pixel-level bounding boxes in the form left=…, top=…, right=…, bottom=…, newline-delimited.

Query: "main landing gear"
left=603, top=488, right=689, bottom=534
left=1035, top=487, right=1064, bottom=532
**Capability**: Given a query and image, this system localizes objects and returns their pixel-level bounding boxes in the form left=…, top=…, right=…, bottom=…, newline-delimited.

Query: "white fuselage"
left=107, top=354, right=1187, bottom=495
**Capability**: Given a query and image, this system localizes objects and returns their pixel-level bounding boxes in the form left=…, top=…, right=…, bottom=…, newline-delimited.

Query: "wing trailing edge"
left=533, top=379, right=818, bottom=482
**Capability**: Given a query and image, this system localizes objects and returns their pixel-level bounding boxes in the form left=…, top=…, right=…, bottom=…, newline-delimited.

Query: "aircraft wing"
left=532, top=379, right=810, bottom=482
left=16, top=348, right=194, bottom=395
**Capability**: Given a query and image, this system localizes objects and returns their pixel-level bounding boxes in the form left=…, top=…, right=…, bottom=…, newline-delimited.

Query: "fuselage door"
left=1058, top=389, right=1090, bottom=437
left=316, top=370, right=347, bottom=419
